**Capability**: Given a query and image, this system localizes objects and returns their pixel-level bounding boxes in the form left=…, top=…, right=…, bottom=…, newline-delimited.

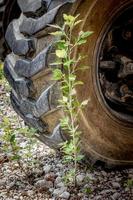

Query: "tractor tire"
left=4, top=0, right=133, bottom=167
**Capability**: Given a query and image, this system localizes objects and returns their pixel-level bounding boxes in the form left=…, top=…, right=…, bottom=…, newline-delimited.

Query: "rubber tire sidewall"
left=71, top=0, right=133, bottom=165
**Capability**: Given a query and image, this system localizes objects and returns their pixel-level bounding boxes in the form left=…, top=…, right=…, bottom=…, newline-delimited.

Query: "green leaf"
left=50, top=31, right=64, bottom=36
left=64, top=60, right=75, bottom=67
left=81, top=99, right=89, bottom=106
left=63, top=14, right=75, bottom=23
left=12, top=155, right=21, bottom=161
left=10, top=134, right=15, bottom=143
left=74, top=20, right=83, bottom=26
left=57, top=40, right=68, bottom=50
left=56, top=49, right=67, bottom=58
left=76, top=154, right=84, bottom=161
left=69, top=74, right=76, bottom=81
left=49, top=24, right=62, bottom=30
left=60, top=117, right=69, bottom=127
left=63, top=155, right=73, bottom=162
left=79, top=31, right=93, bottom=39
left=74, top=81, right=84, bottom=86
left=77, top=39, right=87, bottom=45
left=50, top=62, right=63, bottom=66
left=53, top=69, right=63, bottom=80
left=63, top=96, right=68, bottom=103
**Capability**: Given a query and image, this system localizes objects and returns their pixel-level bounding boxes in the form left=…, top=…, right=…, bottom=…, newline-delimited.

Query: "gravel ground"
left=0, top=80, right=133, bottom=200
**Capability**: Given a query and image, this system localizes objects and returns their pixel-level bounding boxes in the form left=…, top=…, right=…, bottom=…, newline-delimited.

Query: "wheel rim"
left=96, top=3, right=133, bottom=125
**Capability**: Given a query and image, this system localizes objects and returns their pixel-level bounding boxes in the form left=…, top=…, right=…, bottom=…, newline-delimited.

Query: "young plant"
left=0, top=114, right=38, bottom=174
left=124, top=179, right=133, bottom=189
left=50, top=14, right=93, bottom=186
left=0, top=61, right=4, bottom=80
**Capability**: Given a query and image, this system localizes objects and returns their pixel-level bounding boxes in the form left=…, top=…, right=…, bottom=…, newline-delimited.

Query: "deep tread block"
left=11, top=91, right=64, bottom=148
left=5, top=19, right=36, bottom=55
left=37, top=124, right=64, bottom=149
left=20, top=3, right=69, bottom=35
left=17, top=0, right=42, bottom=14
left=11, top=92, right=46, bottom=132
left=4, top=55, right=32, bottom=98
left=12, top=86, right=51, bottom=118
left=9, top=84, right=58, bottom=118
left=14, top=45, right=51, bottom=78
left=18, top=0, right=52, bottom=18
left=48, top=0, right=76, bottom=10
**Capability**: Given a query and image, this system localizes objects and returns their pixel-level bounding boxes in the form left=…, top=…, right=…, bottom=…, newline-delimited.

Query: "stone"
left=56, top=182, right=65, bottom=188
left=0, top=179, right=6, bottom=187
left=49, top=187, right=54, bottom=193
left=86, top=173, right=96, bottom=181
left=53, top=187, right=67, bottom=197
left=6, top=181, right=15, bottom=189
left=111, top=182, right=121, bottom=189
left=95, top=195, right=102, bottom=200
left=45, top=172, right=56, bottom=182
left=43, top=165, right=52, bottom=174
left=76, top=174, right=85, bottom=185
left=27, top=190, right=34, bottom=196
left=56, top=163, right=63, bottom=169
left=101, top=171, right=107, bottom=176
left=111, top=192, right=120, bottom=200
left=59, top=191, right=70, bottom=199
left=55, top=176, right=62, bottom=185
left=35, top=179, right=53, bottom=189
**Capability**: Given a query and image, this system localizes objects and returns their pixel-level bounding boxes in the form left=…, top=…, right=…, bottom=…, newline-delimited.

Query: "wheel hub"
left=98, top=7, right=133, bottom=123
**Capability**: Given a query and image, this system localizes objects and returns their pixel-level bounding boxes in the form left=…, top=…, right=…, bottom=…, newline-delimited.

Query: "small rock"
left=78, top=193, right=84, bottom=197
left=49, top=187, right=54, bottom=193
left=115, top=177, right=121, bottom=182
left=100, top=189, right=115, bottom=194
left=111, top=192, right=120, bottom=200
left=45, top=172, right=56, bottom=182
left=86, top=173, right=96, bottom=181
left=111, top=182, right=121, bottom=189
left=95, top=195, right=102, bottom=200
left=76, top=174, right=85, bottom=185
left=27, top=190, right=34, bottom=196
left=33, top=169, right=43, bottom=176
left=0, top=179, right=6, bottom=187
left=125, top=187, right=129, bottom=192
left=128, top=174, right=133, bottom=179
left=56, top=163, right=63, bottom=169
left=53, top=187, right=67, bottom=197
left=59, top=191, right=70, bottom=199
left=55, top=176, right=62, bottom=185
left=35, top=180, right=46, bottom=188
left=35, top=179, right=53, bottom=189
left=101, top=171, right=107, bottom=176
left=43, top=165, right=52, bottom=174
left=56, top=182, right=65, bottom=188
left=6, top=181, right=15, bottom=189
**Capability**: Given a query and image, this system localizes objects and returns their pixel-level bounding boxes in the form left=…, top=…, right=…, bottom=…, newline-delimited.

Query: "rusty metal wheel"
left=4, top=0, right=133, bottom=167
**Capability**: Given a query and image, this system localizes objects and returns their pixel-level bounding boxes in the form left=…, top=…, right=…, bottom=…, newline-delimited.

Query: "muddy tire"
left=4, top=0, right=133, bottom=167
